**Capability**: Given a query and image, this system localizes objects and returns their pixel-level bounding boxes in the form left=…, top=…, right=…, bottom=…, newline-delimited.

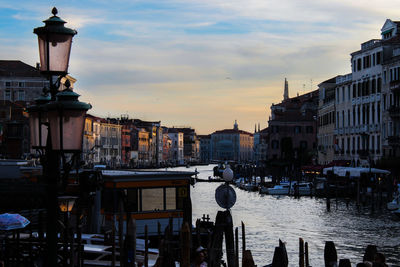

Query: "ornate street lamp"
left=58, top=195, right=78, bottom=213
left=46, top=80, right=92, bottom=151
left=28, top=92, right=50, bottom=149
left=29, top=7, right=91, bottom=266
left=34, top=7, right=77, bottom=98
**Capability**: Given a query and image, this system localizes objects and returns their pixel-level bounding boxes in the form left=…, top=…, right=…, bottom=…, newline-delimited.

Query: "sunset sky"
left=1, top=0, right=399, bottom=134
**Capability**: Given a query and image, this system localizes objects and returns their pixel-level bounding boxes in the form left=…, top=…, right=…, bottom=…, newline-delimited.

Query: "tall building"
left=333, top=19, right=400, bottom=167
left=132, top=119, right=162, bottom=167
left=168, top=130, right=184, bottom=165
left=99, top=119, right=122, bottom=168
left=381, top=21, right=400, bottom=157
left=253, top=125, right=268, bottom=166
left=210, top=121, right=254, bottom=162
left=268, top=88, right=319, bottom=166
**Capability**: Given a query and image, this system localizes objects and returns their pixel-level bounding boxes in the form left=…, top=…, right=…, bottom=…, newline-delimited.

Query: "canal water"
left=172, top=164, right=400, bottom=266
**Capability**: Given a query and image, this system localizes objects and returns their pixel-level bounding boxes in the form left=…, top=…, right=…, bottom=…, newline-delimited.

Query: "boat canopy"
left=322, top=167, right=390, bottom=177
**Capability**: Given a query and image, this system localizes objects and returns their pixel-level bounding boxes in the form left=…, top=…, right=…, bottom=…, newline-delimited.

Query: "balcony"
left=388, top=106, right=400, bottom=118
left=390, top=80, right=400, bottom=92
left=357, top=149, right=369, bottom=159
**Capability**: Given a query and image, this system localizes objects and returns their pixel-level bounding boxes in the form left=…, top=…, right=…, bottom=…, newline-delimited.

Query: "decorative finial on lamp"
left=52, top=7, right=58, bottom=16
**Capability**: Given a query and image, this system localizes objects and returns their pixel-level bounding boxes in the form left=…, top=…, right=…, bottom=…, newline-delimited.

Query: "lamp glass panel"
left=29, top=111, right=48, bottom=147
left=37, top=33, right=73, bottom=73
left=48, top=109, right=86, bottom=151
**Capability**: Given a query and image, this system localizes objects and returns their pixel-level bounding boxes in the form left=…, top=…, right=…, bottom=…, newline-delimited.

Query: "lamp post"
left=29, top=7, right=91, bottom=266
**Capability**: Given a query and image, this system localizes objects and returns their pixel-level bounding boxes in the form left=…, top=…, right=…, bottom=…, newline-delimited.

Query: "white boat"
left=266, top=184, right=291, bottom=195
left=264, top=182, right=314, bottom=196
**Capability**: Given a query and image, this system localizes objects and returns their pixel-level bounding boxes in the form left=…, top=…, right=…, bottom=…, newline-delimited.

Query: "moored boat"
left=266, top=184, right=291, bottom=195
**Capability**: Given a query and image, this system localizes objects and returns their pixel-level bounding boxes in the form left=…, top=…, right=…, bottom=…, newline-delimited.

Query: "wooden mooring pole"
left=324, top=241, right=337, bottom=267
left=299, top=238, right=305, bottom=267
left=241, top=221, right=246, bottom=267
left=235, top=227, right=239, bottom=267
left=305, top=241, right=309, bottom=267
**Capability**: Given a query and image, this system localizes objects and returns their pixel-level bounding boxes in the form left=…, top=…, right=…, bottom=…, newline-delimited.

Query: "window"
left=347, top=110, right=350, bottom=126
left=141, top=188, right=164, bottom=211
left=357, top=58, right=362, bottom=70
left=377, top=78, right=382, bottom=93
left=306, top=126, right=313, bottom=133
left=377, top=103, right=380, bottom=123
left=342, top=87, right=345, bottom=102
left=342, top=111, right=345, bottom=127
left=372, top=104, right=375, bottom=124
left=4, top=90, right=11, bottom=101
left=294, top=126, right=301, bottom=133
left=166, top=188, right=176, bottom=210
left=300, top=141, right=308, bottom=149
left=347, top=86, right=350, bottom=100
left=353, top=60, right=356, bottom=72
left=337, top=112, right=339, bottom=128
left=5, top=81, right=11, bottom=87
left=336, top=88, right=339, bottom=103
left=353, top=84, right=357, bottom=98
left=376, top=52, right=381, bottom=64
left=371, top=79, right=376, bottom=94
left=17, top=90, right=25, bottom=101
left=18, top=82, right=24, bottom=87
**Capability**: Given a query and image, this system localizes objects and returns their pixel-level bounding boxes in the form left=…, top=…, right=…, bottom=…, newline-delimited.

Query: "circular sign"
left=215, top=184, right=236, bottom=209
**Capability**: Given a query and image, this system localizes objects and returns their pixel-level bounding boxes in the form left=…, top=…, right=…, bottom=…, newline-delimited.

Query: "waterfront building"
left=137, top=128, right=150, bottom=166
left=333, top=74, right=353, bottom=163
left=99, top=119, right=122, bottom=168
left=253, top=125, right=268, bottom=166
left=132, top=119, right=162, bottom=167
left=382, top=36, right=400, bottom=157
left=0, top=60, right=77, bottom=159
left=0, top=101, right=29, bottom=159
left=337, top=19, right=400, bottom=166
left=0, top=60, right=48, bottom=104
left=162, top=132, right=172, bottom=165
left=210, top=121, right=254, bottom=162
left=267, top=85, right=318, bottom=166
left=83, top=115, right=95, bottom=167
left=168, top=130, right=184, bottom=165
left=198, top=134, right=211, bottom=163
left=169, top=127, right=200, bottom=164
left=317, top=77, right=340, bottom=165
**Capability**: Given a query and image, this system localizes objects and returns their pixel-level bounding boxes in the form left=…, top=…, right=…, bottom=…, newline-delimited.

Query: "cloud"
left=1, top=0, right=399, bottom=134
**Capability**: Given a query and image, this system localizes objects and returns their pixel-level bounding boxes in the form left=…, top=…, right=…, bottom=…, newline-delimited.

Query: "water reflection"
left=173, top=165, right=400, bottom=266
